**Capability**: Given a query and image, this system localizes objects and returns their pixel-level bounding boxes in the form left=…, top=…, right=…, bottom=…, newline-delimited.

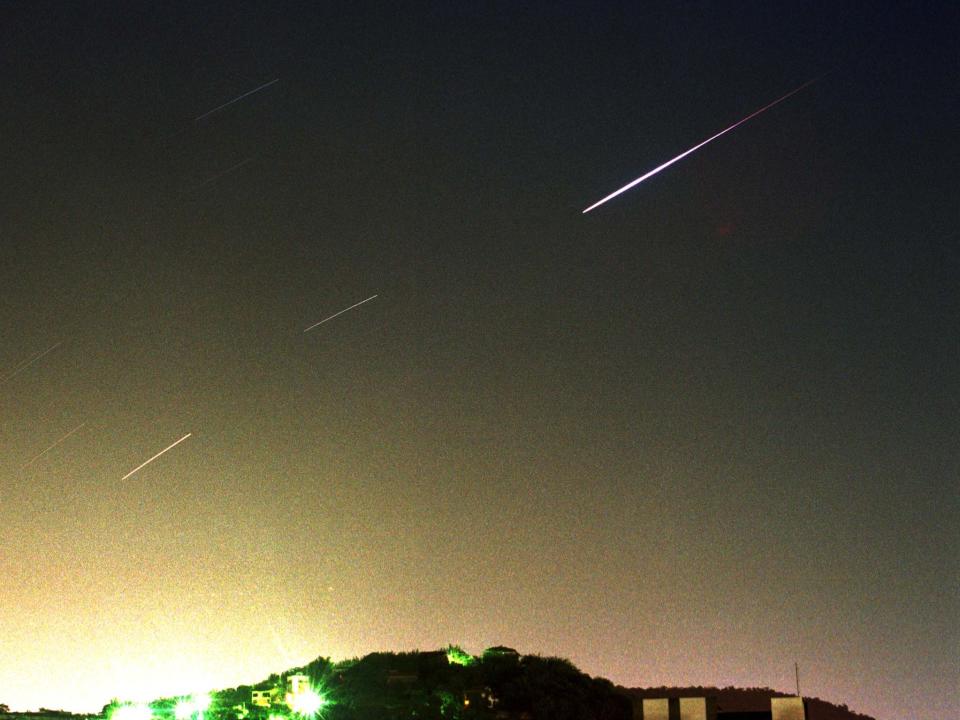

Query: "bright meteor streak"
left=121, top=433, right=192, bottom=480
left=304, top=294, right=378, bottom=333
left=582, top=77, right=819, bottom=214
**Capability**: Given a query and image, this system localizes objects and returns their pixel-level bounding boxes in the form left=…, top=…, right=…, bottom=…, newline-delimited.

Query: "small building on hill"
left=386, top=670, right=419, bottom=685
left=483, top=646, right=520, bottom=660
left=637, top=696, right=718, bottom=720
left=284, top=674, right=312, bottom=708
left=250, top=689, right=278, bottom=708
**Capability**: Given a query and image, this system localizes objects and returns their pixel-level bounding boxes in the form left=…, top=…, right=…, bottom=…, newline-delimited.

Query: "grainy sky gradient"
left=1, top=3, right=957, bottom=720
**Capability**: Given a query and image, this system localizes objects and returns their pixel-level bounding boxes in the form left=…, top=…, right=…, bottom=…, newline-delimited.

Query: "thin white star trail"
left=194, top=78, right=280, bottom=122
left=303, top=294, right=379, bottom=333
left=121, top=433, right=192, bottom=480
left=582, top=77, right=819, bottom=214
left=1, top=342, right=62, bottom=385
left=21, top=423, right=86, bottom=469
left=186, top=157, right=254, bottom=192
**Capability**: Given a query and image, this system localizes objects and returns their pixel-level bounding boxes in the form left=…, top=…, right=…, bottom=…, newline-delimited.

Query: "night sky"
left=2, top=3, right=957, bottom=720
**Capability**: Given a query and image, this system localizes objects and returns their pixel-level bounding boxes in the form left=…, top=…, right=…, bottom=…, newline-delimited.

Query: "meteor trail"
left=1, top=342, right=62, bottom=385
left=121, top=433, right=192, bottom=480
left=304, top=295, right=379, bottom=333
left=582, top=77, right=819, bottom=214
left=21, top=423, right=85, bottom=469
left=185, top=157, right=254, bottom=192
left=194, top=78, right=279, bottom=122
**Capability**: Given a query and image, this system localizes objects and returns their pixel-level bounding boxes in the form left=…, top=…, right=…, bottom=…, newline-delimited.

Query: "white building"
left=641, top=698, right=670, bottom=720
left=679, top=697, right=709, bottom=720
left=771, top=697, right=806, bottom=720
left=285, top=674, right=311, bottom=707
left=251, top=689, right=278, bottom=708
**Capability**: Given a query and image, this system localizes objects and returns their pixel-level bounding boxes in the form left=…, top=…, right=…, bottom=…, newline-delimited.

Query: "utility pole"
left=795, top=662, right=801, bottom=696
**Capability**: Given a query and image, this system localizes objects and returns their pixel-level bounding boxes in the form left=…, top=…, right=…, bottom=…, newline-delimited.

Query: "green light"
left=174, top=694, right=210, bottom=720
left=289, top=690, right=327, bottom=717
left=446, top=645, right=476, bottom=667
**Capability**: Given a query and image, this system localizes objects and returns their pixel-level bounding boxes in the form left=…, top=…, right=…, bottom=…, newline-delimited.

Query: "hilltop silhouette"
left=89, top=648, right=875, bottom=720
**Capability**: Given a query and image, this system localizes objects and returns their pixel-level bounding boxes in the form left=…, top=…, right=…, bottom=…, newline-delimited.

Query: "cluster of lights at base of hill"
left=285, top=689, right=328, bottom=718
left=109, top=688, right=330, bottom=720
left=174, top=695, right=211, bottom=720
left=106, top=646, right=492, bottom=720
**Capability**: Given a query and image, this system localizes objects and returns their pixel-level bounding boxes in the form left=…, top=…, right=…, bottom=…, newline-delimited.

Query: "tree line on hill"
left=103, top=647, right=630, bottom=720
left=93, top=646, right=872, bottom=720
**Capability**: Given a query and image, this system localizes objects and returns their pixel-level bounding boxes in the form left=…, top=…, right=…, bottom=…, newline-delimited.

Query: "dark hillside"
left=92, top=650, right=872, bottom=720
